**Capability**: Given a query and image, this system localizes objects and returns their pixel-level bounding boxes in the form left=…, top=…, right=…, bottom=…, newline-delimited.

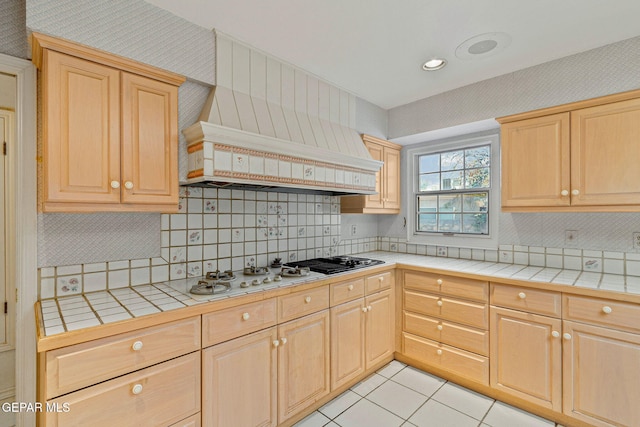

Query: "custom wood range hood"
left=183, top=31, right=382, bottom=195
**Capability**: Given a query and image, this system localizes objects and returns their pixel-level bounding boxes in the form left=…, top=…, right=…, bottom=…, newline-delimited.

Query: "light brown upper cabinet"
left=32, top=33, right=185, bottom=212
left=341, top=135, right=401, bottom=214
left=498, top=89, right=640, bottom=212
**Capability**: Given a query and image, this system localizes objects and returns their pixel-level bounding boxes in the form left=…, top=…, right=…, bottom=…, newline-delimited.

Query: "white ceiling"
left=145, top=0, right=640, bottom=110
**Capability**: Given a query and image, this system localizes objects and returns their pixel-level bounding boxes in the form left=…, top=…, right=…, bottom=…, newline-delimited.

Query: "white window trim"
left=405, top=131, right=500, bottom=250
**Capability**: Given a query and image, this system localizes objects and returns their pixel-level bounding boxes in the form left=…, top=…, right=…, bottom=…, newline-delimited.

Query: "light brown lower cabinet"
left=490, top=307, right=562, bottom=411
left=330, top=289, right=394, bottom=390
left=45, top=352, right=200, bottom=427
left=563, top=320, right=640, bottom=427
left=202, top=327, right=278, bottom=427
left=277, top=310, right=330, bottom=423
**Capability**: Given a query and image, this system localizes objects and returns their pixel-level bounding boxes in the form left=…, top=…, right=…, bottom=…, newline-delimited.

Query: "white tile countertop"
left=38, top=251, right=640, bottom=339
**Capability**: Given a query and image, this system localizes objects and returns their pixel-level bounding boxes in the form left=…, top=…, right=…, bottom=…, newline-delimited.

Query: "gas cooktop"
left=284, top=256, right=384, bottom=275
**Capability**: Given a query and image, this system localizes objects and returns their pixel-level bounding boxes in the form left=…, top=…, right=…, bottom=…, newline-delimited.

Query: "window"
left=417, top=145, right=490, bottom=235
left=405, top=131, right=500, bottom=249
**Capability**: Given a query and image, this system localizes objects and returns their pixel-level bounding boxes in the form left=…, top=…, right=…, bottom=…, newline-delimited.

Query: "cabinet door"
left=501, top=113, right=570, bottom=208
left=121, top=73, right=178, bottom=206
left=563, top=320, right=640, bottom=427
left=490, top=307, right=561, bottom=411
left=364, top=140, right=384, bottom=209
left=330, top=299, right=365, bottom=390
left=278, top=310, right=330, bottom=423
left=365, top=289, right=394, bottom=369
left=43, top=50, right=121, bottom=206
left=202, top=327, right=277, bottom=427
left=383, top=146, right=401, bottom=210
left=570, top=97, right=640, bottom=206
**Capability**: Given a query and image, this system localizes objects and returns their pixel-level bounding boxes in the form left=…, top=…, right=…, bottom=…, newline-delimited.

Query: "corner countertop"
left=36, top=251, right=640, bottom=348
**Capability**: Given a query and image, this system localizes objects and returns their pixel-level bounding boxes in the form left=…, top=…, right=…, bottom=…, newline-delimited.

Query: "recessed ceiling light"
left=455, top=32, right=511, bottom=60
left=422, top=58, right=447, bottom=71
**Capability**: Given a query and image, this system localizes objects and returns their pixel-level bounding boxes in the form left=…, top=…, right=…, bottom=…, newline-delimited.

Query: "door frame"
left=0, top=52, right=37, bottom=427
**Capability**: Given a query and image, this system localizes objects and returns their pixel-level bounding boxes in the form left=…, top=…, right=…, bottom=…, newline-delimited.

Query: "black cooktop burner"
left=285, top=256, right=384, bottom=275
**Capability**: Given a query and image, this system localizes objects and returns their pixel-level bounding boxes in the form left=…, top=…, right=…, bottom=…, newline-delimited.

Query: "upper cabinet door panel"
left=364, top=140, right=384, bottom=209
left=43, top=50, right=121, bottom=205
left=121, top=73, right=178, bottom=205
left=383, top=147, right=401, bottom=210
left=570, top=98, right=640, bottom=206
left=501, top=113, right=570, bottom=207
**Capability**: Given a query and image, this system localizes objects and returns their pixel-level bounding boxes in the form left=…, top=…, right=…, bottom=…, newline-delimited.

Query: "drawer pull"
left=436, top=325, right=443, bottom=331
left=379, top=277, right=384, bottom=282
left=436, top=300, right=443, bottom=307
left=436, top=349, right=443, bottom=355
left=131, top=341, right=143, bottom=351
left=436, top=279, right=443, bottom=285
left=367, top=305, right=372, bottom=311
left=304, top=296, right=311, bottom=303
left=571, top=189, right=580, bottom=196
left=131, top=384, right=143, bottom=395
left=124, top=181, right=134, bottom=190
left=110, top=180, right=120, bottom=189
left=551, top=331, right=560, bottom=338
left=273, top=340, right=280, bottom=348
left=242, top=312, right=250, bottom=321
left=348, top=284, right=354, bottom=291
left=560, top=189, right=569, bottom=196
left=563, top=333, right=572, bottom=340
left=518, top=292, right=526, bottom=299
left=280, top=337, right=287, bottom=345
left=362, top=307, right=368, bottom=313
left=602, top=306, right=612, bottom=314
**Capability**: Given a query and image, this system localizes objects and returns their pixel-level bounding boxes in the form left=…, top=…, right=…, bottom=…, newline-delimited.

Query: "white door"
left=0, top=107, right=16, bottom=427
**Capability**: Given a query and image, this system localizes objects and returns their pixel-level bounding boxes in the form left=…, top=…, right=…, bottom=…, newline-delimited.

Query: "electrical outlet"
left=565, top=230, right=578, bottom=246
left=351, top=225, right=357, bottom=236
left=633, top=232, right=640, bottom=249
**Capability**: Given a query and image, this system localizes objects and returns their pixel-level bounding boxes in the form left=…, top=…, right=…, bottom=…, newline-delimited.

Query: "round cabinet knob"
left=280, top=337, right=287, bottom=345
left=602, top=306, right=612, bottom=314
left=348, top=284, right=354, bottom=291
left=560, top=190, right=569, bottom=196
left=367, top=305, right=372, bottom=311
left=571, top=189, right=580, bottom=196
left=563, top=333, right=572, bottom=340
left=362, top=307, right=368, bottom=313
left=551, top=331, right=560, bottom=338
left=131, top=341, right=143, bottom=351
left=124, top=181, right=134, bottom=190
left=273, top=340, right=280, bottom=348
left=436, top=349, right=443, bottom=356
left=131, top=384, right=143, bottom=395
left=242, top=312, right=250, bottom=321
left=436, top=300, right=443, bottom=307
left=378, top=277, right=384, bottom=283
left=110, top=180, right=120, bottom=189
left=518, top=292, right=526, bottom=299
left=304, top=296, right=311, bottom=304
left=436, top=325, right=443, bottom=331
left=436, top=279, right=443, bottom=285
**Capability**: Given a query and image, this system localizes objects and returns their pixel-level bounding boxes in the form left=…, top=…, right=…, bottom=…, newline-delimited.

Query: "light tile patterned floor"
left=294, top=361, right=559, bottom=427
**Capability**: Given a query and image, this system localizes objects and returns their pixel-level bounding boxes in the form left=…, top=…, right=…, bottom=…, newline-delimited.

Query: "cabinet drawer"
left=366, top=271, right=393, bottom=294
left=403, top=271, right=487, bottom=302
left=404, top=290, right=488, bottom=329
left=491, top=283, right=561, bottom=317
left=278, top=286, right=329, bottom=322
left=331, top=277, right=365, bottom=306
left=46, top=352, right=200, bottom=427
left=202, top=299, right=277, bottom=347
left=403, top=311, right=488, bottom=356
left=169, top=413, right=200, bottom=427
left=45, top=317, right=200, bottom=399
left=402, top=333, right=488, bottom=385
left=564, top=294, right=640, bottom=333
